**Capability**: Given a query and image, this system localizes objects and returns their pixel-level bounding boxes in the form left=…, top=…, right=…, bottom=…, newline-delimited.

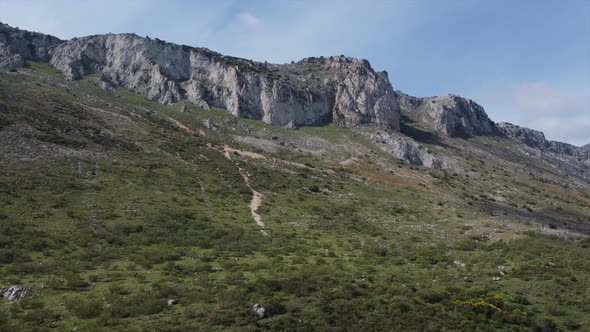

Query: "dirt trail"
left=75, top=102, right=131, bottom=122
left=164, top=115, right=200, bottom=135
left=240, top=169, right=268, bottom=236
left=223, top=145, right=267, bottom=160
left=222, top=146, right=268, bottom=235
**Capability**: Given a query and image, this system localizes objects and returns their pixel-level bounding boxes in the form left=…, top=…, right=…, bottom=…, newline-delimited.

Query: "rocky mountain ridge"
left=499, top=122, right=589, bottom=166
left=395, top=91, right=500, bottom=137
left=0, top=21, right=587, bottom=172
left=0, top=22, right=61, bottom=68
left=0, top=23, right=399, bottom=131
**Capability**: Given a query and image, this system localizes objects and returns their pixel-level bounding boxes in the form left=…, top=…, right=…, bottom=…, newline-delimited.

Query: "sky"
left=1, top=0, right=589, bottom=145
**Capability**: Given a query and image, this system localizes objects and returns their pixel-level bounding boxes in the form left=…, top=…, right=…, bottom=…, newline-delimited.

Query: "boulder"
left=284, top=120, right=297, bottom=130
left=203, top=118, right=218, bottom=131
left=180, top=104, right=191, bottom=113
left=253, top=303, right=265, bottom=319
left=0, top=285, right=27, bottom=301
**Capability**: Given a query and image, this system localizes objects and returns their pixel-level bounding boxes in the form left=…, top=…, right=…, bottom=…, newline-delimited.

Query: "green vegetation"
left=0, top=64, right=588, bottom=331
left=23, top=61, right=63, bottom=77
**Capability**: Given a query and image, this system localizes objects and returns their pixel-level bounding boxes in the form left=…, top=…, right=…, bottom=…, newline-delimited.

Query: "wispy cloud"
left=512, top=82, right=567, bottom=115
left=513, top=82, right=590, bottom=146
left=478, top=81, right=590, bottom=146
left=237, top=12, right=260, bottom=26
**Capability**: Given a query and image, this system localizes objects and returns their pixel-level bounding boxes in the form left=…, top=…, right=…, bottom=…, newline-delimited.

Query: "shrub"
left=262, top=295, right=287, bottom=316
left=64, top=273, right=89, bottom=289
left=418, top=289, right=447, bottom=303
left=309, top=185, right=321, bottom=193
left=65, top=294, right=103, bottom=318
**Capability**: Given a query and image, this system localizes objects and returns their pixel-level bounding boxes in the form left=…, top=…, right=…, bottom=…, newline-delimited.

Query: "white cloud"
left=512, top=82, right=589, bottom=145
left=237, top=12, right=260, bottom=26
left=512, top=82, right=566, bottom=115
left=478, top=81, right=590, bottom=146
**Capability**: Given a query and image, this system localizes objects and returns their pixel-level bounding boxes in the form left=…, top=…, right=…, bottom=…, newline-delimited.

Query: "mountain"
left=396, top=91, right=500, bottom=137
left=3, top=22, right=587, bottom=174
left=1, top=22, right=589, bottom=331
left=2, top=22, right=399, bottom=130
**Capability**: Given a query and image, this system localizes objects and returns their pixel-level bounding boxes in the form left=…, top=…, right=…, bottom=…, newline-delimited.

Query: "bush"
left=24, top=309, right=53, bottom=324
left=418, top=289, right=447, bottom=303
left=64, top=273, right=89, bottom=289
left=262, top=295, right=287, bottom=316
left=105, top=292, right=166, bottom=318
left=65, top=294, right=103, bottom=318
left=309, top=185, right=321, bottom=193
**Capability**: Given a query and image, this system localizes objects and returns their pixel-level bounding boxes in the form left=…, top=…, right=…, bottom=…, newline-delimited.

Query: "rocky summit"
left=2, top=22, right=587, bottom=172
left=1, top=23, right=399, bottom=130
left=396, top=92, right=500, bottom=137
left=1, top=21, right=589, bottom=332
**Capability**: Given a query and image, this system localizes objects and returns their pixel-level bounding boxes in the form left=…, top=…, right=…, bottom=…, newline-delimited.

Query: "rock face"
left=0, top=22, right=400, bottom=131
left=1, top=22, right=586, bottom=172
left=51, top=36, right=400, bottom=129
left=548, top=141, right=590, bottom=165
left=0, top=285, right=27, bottom=302
left=500, top=122, right=590, bottom=174
left=360, top=130, right=445, bottom=169
left=396, top=92, right=499, bottom=137
left=498, top=122, right=549, bottom=150
left=0, top=23, right=61, bottom=68
left=499, top=122, right=588, bottom=160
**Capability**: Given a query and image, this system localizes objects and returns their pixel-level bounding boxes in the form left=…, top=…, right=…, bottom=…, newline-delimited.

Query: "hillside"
left=0, top=23, right=589, bottom=331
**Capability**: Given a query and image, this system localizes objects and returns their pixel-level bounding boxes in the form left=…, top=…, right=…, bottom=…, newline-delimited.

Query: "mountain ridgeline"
left=0, top=22, right=588, bottom=174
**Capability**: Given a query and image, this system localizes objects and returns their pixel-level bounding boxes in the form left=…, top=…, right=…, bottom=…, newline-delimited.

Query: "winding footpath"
left=223, top=146, right=268, bottom=235
left=143, top=114, right=269, bottom=235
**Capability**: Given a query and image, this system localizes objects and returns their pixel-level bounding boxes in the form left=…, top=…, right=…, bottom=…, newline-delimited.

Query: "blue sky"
left=1, top=0, right=589, bottom=145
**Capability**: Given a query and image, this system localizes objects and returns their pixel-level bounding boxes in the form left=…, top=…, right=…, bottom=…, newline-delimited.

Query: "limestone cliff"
left=499, top=122, right=590, bottom=175
left=498, top=122, right=549, bottom=150
left=2, top=21, right=587, bottom=172
left=396, top=91, right=499, bottom=137
left=0, top=22, right=61, bottom=68
left=0, top=23, right=400, bottom=130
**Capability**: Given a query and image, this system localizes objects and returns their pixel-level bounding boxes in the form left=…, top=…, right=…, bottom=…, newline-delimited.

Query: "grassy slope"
left=0, top=64, right=589, bottom=331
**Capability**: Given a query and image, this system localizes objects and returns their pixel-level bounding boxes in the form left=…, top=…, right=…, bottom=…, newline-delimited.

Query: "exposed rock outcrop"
left=0, top=285, right=27, bottom=302
left=203, top=118, right=218, bottom=131
left=499, top=122, right=590, bottom=177
left=396, top=91, right=499, bottom=137
left=253, top=303, right=265, bottom=319
left=1, top=22, right=586, bottom=173
left=0, top=23, right=61, bottom=68
left=180, top=104, right=192, bottom=113
left=548, top=141, right=590, bottom=166
left=360, top=130, right=445, bottom=169
left=498, top=122, right=549, bottom=150
left=0, top=22, right=400, bottom=131
left=500, top=122, right=589, bottom=162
